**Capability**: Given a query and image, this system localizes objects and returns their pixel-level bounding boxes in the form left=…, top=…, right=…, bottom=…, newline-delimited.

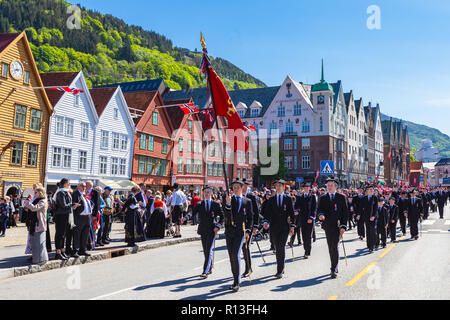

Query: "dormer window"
left=238, top=110, right=245, bottom=118
left=251, top=109, right=259, bottom=117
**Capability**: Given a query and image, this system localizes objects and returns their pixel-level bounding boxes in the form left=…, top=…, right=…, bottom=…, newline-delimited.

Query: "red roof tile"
left=40, top=72, right=79, bottom=106
left=89, top=87, right=117, bottom=117
left=0, top=33, right=20, bottom=53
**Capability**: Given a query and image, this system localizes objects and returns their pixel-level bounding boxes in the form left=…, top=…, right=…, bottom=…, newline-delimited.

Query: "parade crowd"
left=0, top=176, right=448, bottom=293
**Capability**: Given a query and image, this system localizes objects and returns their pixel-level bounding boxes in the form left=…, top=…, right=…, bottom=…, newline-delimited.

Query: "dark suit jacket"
left=317, top=193, right=349, bottom=231
left=89, top=188, right=101, bottom=217
left=194, top=199, right=224, bottom=235
left=72, top=189, right=85, bottom=216
left=387, top=204, right=399, bottom=222
left=294, top=193, right=317, bottom=225
left=407, top=197, right=423, bottom=218
left=360, top=195, right=378, bottom=222
left=244, top=192, right=260, bottom=229
left=376, top=205, right=389, bottom=226
left=437, top=192, right=447, bottom=207
left=223, top=196, right=253, bottom=236
left=262, top=194, right=295, bottom=233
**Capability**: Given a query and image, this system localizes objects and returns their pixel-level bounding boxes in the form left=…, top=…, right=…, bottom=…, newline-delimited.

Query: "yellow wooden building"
left=0, top=32, right=53, bottom=196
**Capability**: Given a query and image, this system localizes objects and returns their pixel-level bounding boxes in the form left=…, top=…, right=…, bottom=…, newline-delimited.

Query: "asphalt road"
left=0, top=206, right=449, bottom=300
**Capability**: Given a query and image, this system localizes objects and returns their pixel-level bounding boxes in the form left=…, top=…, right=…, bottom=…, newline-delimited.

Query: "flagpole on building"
left=201, top=32, right=230, bottom=194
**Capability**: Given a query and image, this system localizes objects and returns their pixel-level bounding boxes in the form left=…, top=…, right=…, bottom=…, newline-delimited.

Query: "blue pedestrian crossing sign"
left=320, top=161, right=334, bottom=175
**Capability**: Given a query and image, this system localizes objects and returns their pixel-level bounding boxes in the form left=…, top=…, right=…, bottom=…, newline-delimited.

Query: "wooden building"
left=0, top=32, right=53, bottom=196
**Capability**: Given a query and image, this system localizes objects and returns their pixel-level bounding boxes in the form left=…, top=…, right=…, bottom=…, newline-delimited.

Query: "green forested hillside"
left=0, top=0, right=266, bottom=90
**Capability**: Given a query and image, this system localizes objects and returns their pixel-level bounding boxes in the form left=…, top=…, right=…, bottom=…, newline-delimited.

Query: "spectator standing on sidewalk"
left=0, top=197, right=8, bottom=237
left=53, top=178, right=73, bottom=260
left=101, top=187, right=114, bottom=245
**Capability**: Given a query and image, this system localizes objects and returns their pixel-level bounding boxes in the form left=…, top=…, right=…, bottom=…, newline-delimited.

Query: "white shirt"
left=80, top=191, right=91, bottom=216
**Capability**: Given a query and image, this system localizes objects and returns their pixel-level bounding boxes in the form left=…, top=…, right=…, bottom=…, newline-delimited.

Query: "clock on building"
left=318, top=95, right=325, bottom=104
left=10, top=60, right=24, bottom=80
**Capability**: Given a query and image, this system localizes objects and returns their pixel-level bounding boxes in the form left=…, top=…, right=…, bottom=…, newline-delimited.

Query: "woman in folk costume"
left=146, top=196, right=168, bottom=239
left=124, top=186, right=146, bottom=246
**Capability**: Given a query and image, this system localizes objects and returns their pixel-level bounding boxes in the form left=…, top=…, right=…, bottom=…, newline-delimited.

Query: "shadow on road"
left=271, top=274, right=331, bottom=292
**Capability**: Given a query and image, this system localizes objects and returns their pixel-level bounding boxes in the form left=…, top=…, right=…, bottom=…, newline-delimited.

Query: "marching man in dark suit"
left=407, top=189, right=423, bottom=240
left=361, top=186, right=378, bottom=253
left=294, top=182, right=316, bottom=259
left=376, top=197, right=389, bottom=249
left=387, top=196, right=399, bottom=243
left=192, top=186, right=223, bottom=279
left=317, top=177, right=348, bottom=279
left=354, top=186, right=366, bottom=241
left=241, top=179, right=260, bottom=278
left=262, top=179, right=295, bottom=279
left=224, top=180, right=253, bottom=292
left=397, top=191, right=409, bottom=236
left=436, top=187, right=447, bottom=219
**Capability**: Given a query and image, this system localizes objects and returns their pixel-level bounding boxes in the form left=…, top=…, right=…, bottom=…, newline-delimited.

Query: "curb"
left=8, top=234, right=221, bottom=279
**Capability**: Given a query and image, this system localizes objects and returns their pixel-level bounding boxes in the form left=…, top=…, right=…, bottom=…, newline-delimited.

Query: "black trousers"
left=389, top=220, right=397, bottom=241
left=201, top=232, right=215, bottom=274
left=365, top=220, right=377, bottom=250
left=408, top=215, right=419, bottom=237
left=399, top=214, right=407, bottom=235
left=46, top=217, right=52, bottom=252
left=376, top=222, right=387, bottom=246
left=54, top=214, right=69, bottom=250
left=300, top=221, right=314, bottom=255
left=242, top=233, right=253, bottom=273
left=356, top=216, right=365, bottom=238
left=66, top=224, right=73, bottom=252
left=271, top=230, right=289, bottom=274
left=438, top=205, right=444, bottom=218
left=423, top=205, right=429, bottom=219
left=73, top=215, right=91, bottom=253
left=324, top=227, right=340, bottom=273
left=102, top=214, right=112, bottom=241
left=226, top=232, right=245, bottom=285
left=289, top=226, right=301, bottom=244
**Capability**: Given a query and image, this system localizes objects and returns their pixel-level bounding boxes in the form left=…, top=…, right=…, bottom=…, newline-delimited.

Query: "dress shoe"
left=229, top=284, right=240, bottom=292
left=55, top=253, right=68, bottom=261
left=414, top=236, right=419, bottom=240
left=275, top=272, right=283, bottom=279
left=61, top=252, right=70, bottom=259
left=71, top=252, right=80, bottom=258
left=200, top=273, right=208, bottom=279
left=79, top=252, right=91, bottom=257
left=242, top=270, right=252, bottom=278
left=207, top=269, right=213, bottom=275
left=330, top=272, right=337, bottom=279
left=103, top=240, right=110, bottom=244
left=303, top=254, right=309, bottom=259
left=96, top=242, right=105, bottom=247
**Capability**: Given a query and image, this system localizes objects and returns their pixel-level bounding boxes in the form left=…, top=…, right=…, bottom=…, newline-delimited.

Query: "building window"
left=187, top=139, right=192, bottom=153
left=146, top=157, right=154, bottom=175
left=121, top=135, right=128, bottom=151
left=11, top=142, right=23, bottom=165
left=284, top=139, right=293, bottom=150
left=162, top=139, right=168, bottom=154
left=55, top=116, right=64, bottom=135
left=148, top=136, right=155, bottom=151
left=285, top=156, right=293, bottom=169
left=119, top=159, right=126, bottom=175
left=29, top=109, right=42, bottom=131
left=139, top=133, right=147, bottom=150
left=294, top=155, right=298, bottom=170
left=2, top=63, right=8, bottom=78
left=63, top=148, right=72, bottom=168
left=286, top=122, right=293, bottom=133
left=302, top=120, right=310, bottom=133
left=24, top=71, right=30, bottom=84
left=188, top=120, right=193, bottom=133
left=270, top=123, right=278, bottom=135
left=207, top=163, right=213, bottom=176
left=113, top=108, right=119, bottom=119
left=320, top=117, right=323, bottom=131
left=302, top=156, right=311, bottom=169
left=218, top=164, right=223, bottom=177
left=65, top=118, right=74, bottom=137
left=236, top=168, right=241, bottom=180
left=302, top=138, right=310, bottom=150
left=111, top=157, right=119, bottom=175
left=81, top=122, right=89, bottom=141
left=101, top=130, right=109, bottom=149
left=79, top=151, right=87, bottom=170
left=277, top=106, right=285, bottom=117
left=152, top=112, right=158, bottom=125
left=14, top=105, right=27, bottom=129
left=178, top=158, right=184, bottom=174
left=294, top=103, right=301, bottom=115
left=74, top=94, right=80, bottom=108
left=242, top=167, right=247, bottom=180
left=112, top=133, right=120, bottom=150
left=99, top=156, right=108, bottom=175
left=194, top=159, right=202, bottom=174
left=52, top=147, right=62, bottom=167
left=251, top=109, right=259, bottom=117
left=178, top=138, right=184, bottom=153
left=27, top=144, right=38, bottom=167
left=238, top=110, right=245, bottom=118
left=186, top=159, right=192, bottom=174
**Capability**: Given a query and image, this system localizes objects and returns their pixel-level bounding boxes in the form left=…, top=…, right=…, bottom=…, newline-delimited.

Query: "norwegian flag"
left=315, top=170, right=320, bottom=182
left=180, top=104, right=199, bottom=115
left=243, top=125, right=256, bottom=132
left=51, top=87, right=85, bottom=95
left=201, top=108, right=214, bottom=130
left=388, top=152, right=392, bottom=160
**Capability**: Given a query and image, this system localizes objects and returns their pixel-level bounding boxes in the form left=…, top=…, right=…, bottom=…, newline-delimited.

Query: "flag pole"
left=201, top=32, right=230, bottom=195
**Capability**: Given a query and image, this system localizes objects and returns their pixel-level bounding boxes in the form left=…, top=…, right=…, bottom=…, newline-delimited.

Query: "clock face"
left=318, top=95, right=325, bottom=104
left=10, top=61, right=24, bottom=80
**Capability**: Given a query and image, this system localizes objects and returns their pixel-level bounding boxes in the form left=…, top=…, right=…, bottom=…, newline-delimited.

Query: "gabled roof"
left=90, top=87, right=118, bottom=117
left=97, top=79, right=167, bottom=95
left=355, top=98, right=362, bottom=115
left=0, top=33, right=20, bottom=53
left=344, top=92, right=351, bottom=111
left=123, top=91, right=159, bottom=125
left=381, top=119, right=392, bottom=141
left=40, top=72, right=79, bottom=106
left=435, top=158, right=450, bottom=167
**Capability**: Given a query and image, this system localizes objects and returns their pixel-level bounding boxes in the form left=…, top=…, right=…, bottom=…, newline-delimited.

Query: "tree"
left=253, top=143, right=288, bottom=186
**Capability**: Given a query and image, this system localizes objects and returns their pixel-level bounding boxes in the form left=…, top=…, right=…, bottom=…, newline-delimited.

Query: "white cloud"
left=424, top=98, right=450, bottom=108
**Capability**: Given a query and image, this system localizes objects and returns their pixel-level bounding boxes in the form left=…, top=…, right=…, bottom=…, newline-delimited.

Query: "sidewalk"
left=0, top=221, right=214, bottom=280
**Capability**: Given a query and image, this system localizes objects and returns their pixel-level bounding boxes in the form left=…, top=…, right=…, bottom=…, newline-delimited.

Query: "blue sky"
left=74, top=0, right=450, bottom=136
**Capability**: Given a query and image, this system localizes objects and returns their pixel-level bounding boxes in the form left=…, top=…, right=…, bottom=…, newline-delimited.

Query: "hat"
left=326, top=177, right=338, bottom=184
left=242, top=179, right=251, bottom=186
left=272, top=179, right=286, bottom=185
left=389, top=196, right=396, bottom=201
left=231, top=179, right=244, bottom=186
left=378, top=197, right=385, bottom=202
left=302, top=182, right=311, bottom=187
left=104, top=186, right=113, bottom=191
left=202, top=185, right=213, bottom=191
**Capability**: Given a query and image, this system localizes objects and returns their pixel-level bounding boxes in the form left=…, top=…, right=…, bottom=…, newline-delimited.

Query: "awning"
left=97, top=179, right=138, bottom=192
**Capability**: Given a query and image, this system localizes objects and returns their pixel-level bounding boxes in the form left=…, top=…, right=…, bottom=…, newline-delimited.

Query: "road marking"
left=445, top=220, right=450, bottom=225
left=345, top=262, right=377, bottom=287
left=90, top=286, right=138, bottom=300
left=328, top=296, right=338, bottom=300
left=422, top=220, right=436, bottom=225
left=379, top=244, right=395, bottom=258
